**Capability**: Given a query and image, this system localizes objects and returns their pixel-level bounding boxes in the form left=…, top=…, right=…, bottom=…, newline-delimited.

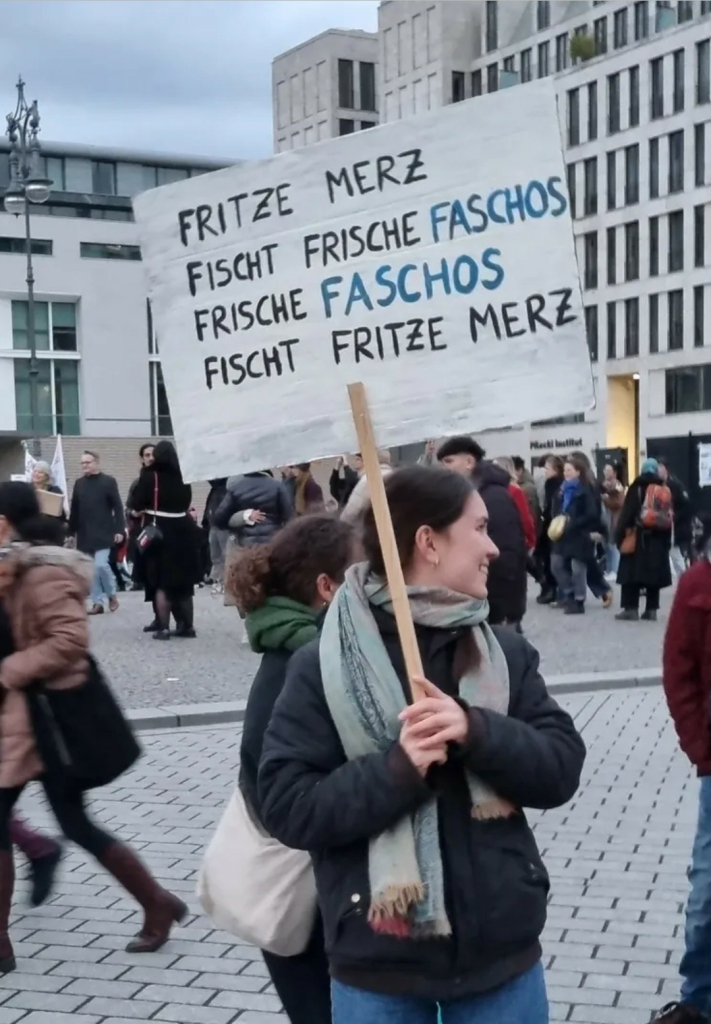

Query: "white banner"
left=134, top=79, right=594, bottom=483
left=699, top=442, right=711, bottom=488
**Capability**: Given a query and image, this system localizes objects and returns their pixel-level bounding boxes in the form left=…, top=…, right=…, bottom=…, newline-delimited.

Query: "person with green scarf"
left=227, top=514, right=354, bottom=1024
left=259, top=465, right=586, bottom=1024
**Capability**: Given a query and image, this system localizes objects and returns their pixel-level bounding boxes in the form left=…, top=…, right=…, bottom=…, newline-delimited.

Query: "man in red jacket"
left=655, top=540, right=711, bottom=1024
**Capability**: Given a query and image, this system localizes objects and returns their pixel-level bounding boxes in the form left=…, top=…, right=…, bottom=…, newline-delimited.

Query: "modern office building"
left=274, top=0, right=711, bottom=494
left=272, top=28, right=379, bottom=152
left=0, top=141, right=228, bottom=494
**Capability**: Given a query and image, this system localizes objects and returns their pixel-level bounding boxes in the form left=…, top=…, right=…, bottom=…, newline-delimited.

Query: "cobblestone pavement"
left=92, top=582, right=673, bottom=709
left=5, top=686, right=694, bottom=1024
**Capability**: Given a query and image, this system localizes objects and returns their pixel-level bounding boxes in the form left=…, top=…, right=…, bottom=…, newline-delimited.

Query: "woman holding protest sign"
left=259, top=465, right=585, bottom=1024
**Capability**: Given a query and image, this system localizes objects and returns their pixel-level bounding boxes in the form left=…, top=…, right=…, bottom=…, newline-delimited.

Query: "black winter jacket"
left=213, top=473, right=293, bottom=547
left=473, top=462, right=527, bottom=625
left=615, top=473, right=673, bottom=590
left=259, top=612, right=585, bottom=1000
left=552, top=482, right=600, bottom=564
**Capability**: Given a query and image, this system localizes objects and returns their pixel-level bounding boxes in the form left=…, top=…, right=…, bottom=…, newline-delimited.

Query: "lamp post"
left=4, top=77, right=52, bottom=457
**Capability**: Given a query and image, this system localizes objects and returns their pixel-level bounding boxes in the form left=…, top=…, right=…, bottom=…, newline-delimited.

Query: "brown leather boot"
left=0, top=851, right=17, bottom=974
left=99, top=843, right=187, bottom=953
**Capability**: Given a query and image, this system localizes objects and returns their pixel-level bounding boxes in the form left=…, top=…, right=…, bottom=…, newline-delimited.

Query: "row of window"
left=337, top=60, right=377, bottom=113
left=567, top=122, right=707, bottom=219
left=585, top=286, right=705, bottom=363
left=337, top=119, right=377, bottom=136
left=0, top=239, right=142, bottom=261
left=666, top=362, right=711, bottom=414
left=12, top=357, right=171, bottom=437
left=582, top=204, right=707, bottom=288
left=0, top=153, right=209, bottom=199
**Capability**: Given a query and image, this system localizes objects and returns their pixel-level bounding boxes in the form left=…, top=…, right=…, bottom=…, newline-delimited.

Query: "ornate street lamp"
left=4, top=77, right=53, bottom=455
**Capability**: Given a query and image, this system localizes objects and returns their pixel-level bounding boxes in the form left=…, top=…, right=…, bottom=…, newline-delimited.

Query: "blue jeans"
left=90, top=548, right=116, bottom=606
left=681, top=777, right=711, bottom=1015
left=606, top=544, right=620, bottom=575
left=331, top=963, right=548, bottom=1024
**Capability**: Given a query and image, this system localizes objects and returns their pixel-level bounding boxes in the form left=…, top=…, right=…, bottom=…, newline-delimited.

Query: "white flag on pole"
left=50, top=436, right=70, bottom=514
left=24, top=444, right=37, bottom=482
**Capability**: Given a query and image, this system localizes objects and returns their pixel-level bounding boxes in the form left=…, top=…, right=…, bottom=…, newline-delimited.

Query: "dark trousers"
left=0, top=777, right=115, bottom=857
left=261, top=914, right=331, bottom=1024
left=621, top=584, right=660, bottom=613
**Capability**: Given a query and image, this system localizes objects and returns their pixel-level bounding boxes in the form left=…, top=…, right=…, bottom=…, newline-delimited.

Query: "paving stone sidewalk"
left=4, top=686, right=694, bottom=1023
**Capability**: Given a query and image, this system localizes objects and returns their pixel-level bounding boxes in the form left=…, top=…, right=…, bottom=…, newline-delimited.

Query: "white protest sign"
left=134, top=78, right=593, bottom=483
left=699, top=443, right=711, bottom=487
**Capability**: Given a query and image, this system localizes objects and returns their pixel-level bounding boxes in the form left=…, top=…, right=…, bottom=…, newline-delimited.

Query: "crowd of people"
left=0, top=431, right=708, bottom=1024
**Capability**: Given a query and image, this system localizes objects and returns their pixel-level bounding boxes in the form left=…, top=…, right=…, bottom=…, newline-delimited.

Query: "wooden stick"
left=348, top=382, right=425, bottom=702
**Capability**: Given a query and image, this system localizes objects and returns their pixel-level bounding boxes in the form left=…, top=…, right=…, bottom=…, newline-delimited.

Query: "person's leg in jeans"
left=606, top=544, right=620, bottom=575
left=670, top=545, right=687, bottom=580
left=331, top=980, right=435, bottom=1024
left=262, top=915, right=332, bottom=1024
left=10, top=816, right=62, bottom=907
left=551, top=552, right=573, bottom=603
left=90, top=549, right=116, bottom=609
left=679, top=776, right=711, bottom=1017
left=570, top=558, right=588, bottom=607
left=443, top=963, right=548, bottom=1024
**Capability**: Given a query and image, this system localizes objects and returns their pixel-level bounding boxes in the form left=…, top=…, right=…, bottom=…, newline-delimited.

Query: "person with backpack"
left=614, top=458, right=673, bottom=622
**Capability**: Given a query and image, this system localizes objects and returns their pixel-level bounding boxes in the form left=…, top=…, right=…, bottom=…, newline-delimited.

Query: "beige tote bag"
left=197, top=787, right=318, bottom=956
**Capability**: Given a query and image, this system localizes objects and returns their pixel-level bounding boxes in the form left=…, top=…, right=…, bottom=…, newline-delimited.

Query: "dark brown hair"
left=545, top=454, right=564, bottom=476
left=362, top=466, right=474, bottom=576
left=227, top=515, right=354, bottom=613
left=566, top=452, right=594, bottom=484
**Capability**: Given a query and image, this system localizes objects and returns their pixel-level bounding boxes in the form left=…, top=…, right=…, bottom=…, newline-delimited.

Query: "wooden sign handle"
left=347, top=382, right=425, bottom=703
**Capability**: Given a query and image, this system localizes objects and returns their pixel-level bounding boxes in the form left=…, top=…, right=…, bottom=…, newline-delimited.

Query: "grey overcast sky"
left=0, top=0, right=378, bottom=161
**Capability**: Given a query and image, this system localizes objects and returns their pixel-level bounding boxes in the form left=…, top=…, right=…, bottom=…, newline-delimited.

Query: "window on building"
left=80, top=242, right=142, bottom=261
left=607, top=302, right=617, bottom=359
left=608, top=73, right=621, bottom=133
left=607, top=150, right=617, bottom=210
left=624, top=297, right=640, bottom=356
left=634, top=0, right=649, bottom=39
left=673, top=49, right=685, bottom=112
left=40, top=156, right=66, bottom=192
left=650, top=215, right=660, bottom=276
left=695, top=204, right=706, bottom=267
left=338, top=119, right=355, bottom=135
left=668, top=289, right=684, bottom=351
left=650, top=293, right=660, bottom=353
left=613, top=8, right=628, bottom=48
left=649, top=136, right=660, bottom=198
left=665, top=364, right=711, bottom=412
left=12, top=300, right=77, bottom=352
left=669, top=210, right=685, bottom=272
left=584, top=231, right=598, bottom=289
left=696, top=123, right=706, bottom=185
left=625, top=221, right=640, bottom=280
left=555, top=34, right=568, bottom=72
left=521, top=49, right=532, bottom=82
left=588, top=82, right=598, bottom=141
left=472, top=70, right=483, bottom=97
left=452, top=71, right=466, bottom=102
left=567, top=163, right=577, bottom=218
left=568, top=88, right=580, bottom=146
left=651, top=57, right=664, bottom=119
left=625, top=144, right=640, bottom=205
left=698, top=40, right=711, bottom=104
left=702, top=1, right=711, bottom=14
left=584, top=157, right=598, bottom=215
left=594, top=17, right=608, bottom=55
left=338, top=59, right=354, bottom=108
left=91, top=160, right=116, bottom=195
left=14, top=358, right=80, bottom=435
left=607, top=226, right=617, bottom=284
left=585, top=305, right=599, bottom=361
left=486, top=0, right=498, bottom=51
left=629, top=65, right=640, bottom=126
left=669, top=130, right=685, bottom=193
left=487, top=64, right=499, bottom=92
left=694, top=286, right=705, bottom=348
left=677, top=0, right=694, bottom=22
left=147, top=299, right=157, bottom=356
left=538, top=41, right=550, bottom=78
left=0, top=237, right=52, bottom=256
left=537, top=0, right=551, bottom=30
left=503, top=56, right=515, bottom=73
left=149, top=362, right=173, bottom=437
left=360, top=62, right=376, bottom=111
left=360, top=121, right=376, bottom=130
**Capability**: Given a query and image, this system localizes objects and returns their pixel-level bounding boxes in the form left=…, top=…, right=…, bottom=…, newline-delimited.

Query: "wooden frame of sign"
left=347, top=382, right=425, bottom=703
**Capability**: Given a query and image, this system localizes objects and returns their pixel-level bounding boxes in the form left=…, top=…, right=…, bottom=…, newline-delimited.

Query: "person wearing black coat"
left=130, top=441, right=202, bottom=639
left=258, top=466, right=585, bottom=1024
left=535, top=456, right=564, bottom=603
left=437, top=437, right=527, bottom=627
left=329, top=457, right=359, bottom=509
left=615, top=458, right=673, bottom=622
left=550, top=454, right=602, bottom=615
left=230, top=514, right=354, bottom=1024
left=659, top=458, right=694, bottom=577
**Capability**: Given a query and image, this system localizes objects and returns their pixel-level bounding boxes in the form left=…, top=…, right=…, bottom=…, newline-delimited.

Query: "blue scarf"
left=561, top=478, right=581, bottom=513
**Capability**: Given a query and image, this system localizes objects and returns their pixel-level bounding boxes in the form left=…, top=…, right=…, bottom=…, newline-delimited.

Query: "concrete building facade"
left=273, top=0, right=711, bottom=497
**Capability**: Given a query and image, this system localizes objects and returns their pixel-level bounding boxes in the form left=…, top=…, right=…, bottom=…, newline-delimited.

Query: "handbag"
left=620, top=528, right=637, bottom=555
left=197, top=787, right=317, bottom=956
left=548, top=514, right=568, bottom=542
left=137, top=473, right=162, bottom=553
left=27, top=655, right=142, bottom=791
